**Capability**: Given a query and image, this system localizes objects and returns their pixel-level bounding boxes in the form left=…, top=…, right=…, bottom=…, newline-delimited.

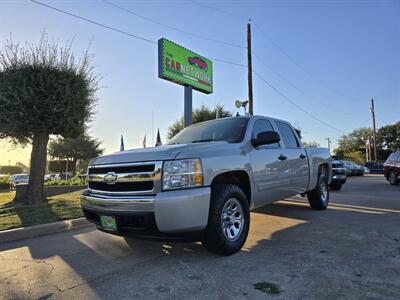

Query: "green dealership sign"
left=158, top=38, right=213, bottom=94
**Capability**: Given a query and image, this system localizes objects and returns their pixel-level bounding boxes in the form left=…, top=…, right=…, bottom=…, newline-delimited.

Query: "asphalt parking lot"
left=1, top=175, right=399, bottom=299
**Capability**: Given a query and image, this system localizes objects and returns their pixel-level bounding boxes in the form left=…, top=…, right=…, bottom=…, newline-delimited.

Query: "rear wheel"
left=307, top=173, right=329, bottom=210
left=388, top=171, right=399, bottom=185
left=202, top=184, right=250, bottom=255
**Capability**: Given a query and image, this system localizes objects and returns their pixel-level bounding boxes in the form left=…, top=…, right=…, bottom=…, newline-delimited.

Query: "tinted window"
left=168, top=117, right=249, bottom=144
left=276, top=122, right=300, bottom=148
left=252, top=119, right=280, bottom=148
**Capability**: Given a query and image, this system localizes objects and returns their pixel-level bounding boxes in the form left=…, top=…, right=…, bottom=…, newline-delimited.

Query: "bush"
left=44, top=174, right=87, bottom=186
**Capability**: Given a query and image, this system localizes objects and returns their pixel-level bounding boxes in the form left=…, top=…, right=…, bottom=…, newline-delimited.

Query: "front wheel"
left=202, top=184, right=250, bottom=255
left=307, top=173, right=329, bottom=210
left=388, top=171, right=399, bottom=185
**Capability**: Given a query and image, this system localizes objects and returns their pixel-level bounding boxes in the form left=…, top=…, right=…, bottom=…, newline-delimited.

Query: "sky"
left=0, top=0, right=399, bottom=165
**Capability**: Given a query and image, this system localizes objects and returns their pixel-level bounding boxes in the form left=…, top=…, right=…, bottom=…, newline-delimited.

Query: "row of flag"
left=120, top=129, right=162, bottom=151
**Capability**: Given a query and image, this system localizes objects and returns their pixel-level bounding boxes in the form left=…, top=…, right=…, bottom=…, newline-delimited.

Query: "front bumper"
left=81, top=187, right=211, bottom=234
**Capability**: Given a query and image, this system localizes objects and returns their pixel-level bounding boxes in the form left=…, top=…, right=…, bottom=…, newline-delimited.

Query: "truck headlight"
left=162, top=159, right=203, bottom=190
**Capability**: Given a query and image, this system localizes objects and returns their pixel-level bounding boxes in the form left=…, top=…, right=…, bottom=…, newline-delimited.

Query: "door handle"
left=278, top=154, right=287, bottom=161
left=299, top=154, right=306, bottom=159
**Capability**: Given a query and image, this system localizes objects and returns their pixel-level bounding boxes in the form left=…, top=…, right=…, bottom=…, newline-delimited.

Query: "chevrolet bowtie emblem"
left=104, top=172, right=118, bottom=185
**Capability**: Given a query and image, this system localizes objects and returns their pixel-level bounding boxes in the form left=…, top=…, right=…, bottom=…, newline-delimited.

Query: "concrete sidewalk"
left=0, top=217, right=92, bottom=244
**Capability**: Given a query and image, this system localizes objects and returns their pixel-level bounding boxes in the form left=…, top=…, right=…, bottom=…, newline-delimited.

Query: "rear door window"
left=276, top=121, right=300, bottom=148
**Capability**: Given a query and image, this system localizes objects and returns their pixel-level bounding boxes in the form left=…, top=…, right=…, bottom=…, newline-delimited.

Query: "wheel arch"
left=210, top=170, right=252, bottom=205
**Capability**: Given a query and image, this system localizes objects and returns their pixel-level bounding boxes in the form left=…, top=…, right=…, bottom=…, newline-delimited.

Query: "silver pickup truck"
left=81, top=115, right=331, bottom=255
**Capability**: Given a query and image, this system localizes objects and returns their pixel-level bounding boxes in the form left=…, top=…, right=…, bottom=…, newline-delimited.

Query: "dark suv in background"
left=330, top=160, right=347, bottom=190
left=365, top=162, right=384, bottom=174
left=384, top=150, right=400, bottom=185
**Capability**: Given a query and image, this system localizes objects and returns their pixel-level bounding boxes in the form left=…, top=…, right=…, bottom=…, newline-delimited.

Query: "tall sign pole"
left=184, top=86, right=193, bottom=127
left=370, top=98, right=377, bottom=162
left=247, top=21, right=254, bottom=115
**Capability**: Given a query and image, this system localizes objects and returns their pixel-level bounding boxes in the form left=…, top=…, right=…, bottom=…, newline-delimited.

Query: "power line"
left=30, top=0, right=247, bottom=69
left=30, top=0, right=157, bottom=45
left=252, top=20, right=364, bottom=104
left=253, top=52, right=366, bottom=117
left=252, top=69, right=346, bottom=134
left=29, top=0, right=373, bottom=134
left=187, top=0, right=249, bottom=21
left=100, top=0, right=246, bottom=49
left=188, top=1, right=364, bottom=105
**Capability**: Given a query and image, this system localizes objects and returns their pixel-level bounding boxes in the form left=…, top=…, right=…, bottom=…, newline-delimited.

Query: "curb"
left=0, top=217, right=94, bottom=244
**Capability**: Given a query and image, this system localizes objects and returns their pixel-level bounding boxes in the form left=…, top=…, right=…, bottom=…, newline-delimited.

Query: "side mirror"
left=252, top=131, right=280, bottom=147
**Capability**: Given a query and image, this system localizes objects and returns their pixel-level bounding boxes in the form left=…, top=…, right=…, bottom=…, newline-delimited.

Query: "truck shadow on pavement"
left=1, top=195, right=400, bottom=299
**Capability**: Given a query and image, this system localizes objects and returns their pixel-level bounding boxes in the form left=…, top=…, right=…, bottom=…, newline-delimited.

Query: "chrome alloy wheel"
left=320, top=181, right=328, bottom=203
left=221, top=198, right=244, bottom=242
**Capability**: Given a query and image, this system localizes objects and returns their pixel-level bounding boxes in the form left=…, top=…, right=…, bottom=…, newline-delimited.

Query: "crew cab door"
left=274, top=121, right=309, bottom=194
left=249, top=119, right=292, bottom=207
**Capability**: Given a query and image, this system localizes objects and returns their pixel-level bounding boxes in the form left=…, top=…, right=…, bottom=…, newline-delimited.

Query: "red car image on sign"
left=188, top=57, right=208, bottom=71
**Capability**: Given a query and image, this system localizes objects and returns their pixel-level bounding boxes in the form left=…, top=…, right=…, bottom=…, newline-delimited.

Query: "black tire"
left=202, top=184, right=250, bottom=255
left=388, top=171, right=399, bottom=185
left=307, top=174, right=329, bottom=210
left=330, top=182, right=342, bottom=191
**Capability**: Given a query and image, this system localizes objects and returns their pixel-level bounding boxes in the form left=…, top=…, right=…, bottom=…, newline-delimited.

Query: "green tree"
left=48, top=160, right=68, bottom=174
left=0, top=33, right=98, bottom=204
left=377, top=121, right=400, bottom=151
left=343, top=150, right=365, bottom=165
left=334, top=127, right=372, bottom=162
left=167, top=105, right=232, bottom=139
left=48, top=134, right=103, bottom=175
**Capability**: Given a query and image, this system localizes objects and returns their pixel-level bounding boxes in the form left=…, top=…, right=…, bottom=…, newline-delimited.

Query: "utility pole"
left=325, top=137, right=331, bottom=153
left=247, top=21, right=253, bottom=115
left=370, top=98, right=377, bottom=162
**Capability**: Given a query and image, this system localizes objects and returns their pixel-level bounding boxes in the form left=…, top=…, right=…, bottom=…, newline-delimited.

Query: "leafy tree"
left=0, top=166, right=22, bottom=175
left=303, top=141, right=320, bottom=147
left=48, top=134, right=103, bottom=175
left=343, top=150, right=365, bottom=165
left=48, top=160, right=68, bottom=174
left=0, top=33, right=99, bottom=204
left=167, top=105, right=232, bottom=139
left=334, top=127, right=372, bottom=162
left=377, top=121, right=400, bottom=151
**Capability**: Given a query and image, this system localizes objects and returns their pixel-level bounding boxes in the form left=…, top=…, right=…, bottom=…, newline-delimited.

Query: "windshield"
left=168, top=117, right=249, bottom=144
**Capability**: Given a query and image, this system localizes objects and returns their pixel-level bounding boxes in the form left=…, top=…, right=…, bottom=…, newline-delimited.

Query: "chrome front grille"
left=87, top=161, right=162, bottom=196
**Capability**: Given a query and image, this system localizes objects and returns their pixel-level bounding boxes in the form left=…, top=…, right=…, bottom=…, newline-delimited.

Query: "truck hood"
left=90, top=142, right=229, bottom=165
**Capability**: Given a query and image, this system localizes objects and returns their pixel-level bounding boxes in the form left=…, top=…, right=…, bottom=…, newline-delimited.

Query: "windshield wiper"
left=191, top=139, right=215, bottom=143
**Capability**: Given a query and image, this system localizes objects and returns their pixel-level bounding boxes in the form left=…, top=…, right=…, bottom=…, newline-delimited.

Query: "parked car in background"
left=353, top=163, right=365, bottom=176
left=8, top=174, right=29, bottom=189
left=383, top=150, right=400, bottom=185
left=340, top=160, right=364, bottom=176
left=365, top=162, right=384, bottom=174
left=330, top=160, right=347, bottom=190
left=44, top=174, right=61, bottom=181
left=363, top=167, right=370, bottom=174
left=340, top=160, right=357, bottom=176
